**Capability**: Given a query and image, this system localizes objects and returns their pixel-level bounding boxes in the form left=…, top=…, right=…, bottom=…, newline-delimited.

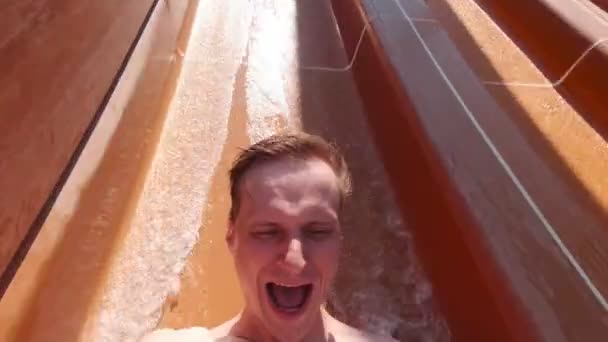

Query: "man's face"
left=227, top=157, right=342, bottom=340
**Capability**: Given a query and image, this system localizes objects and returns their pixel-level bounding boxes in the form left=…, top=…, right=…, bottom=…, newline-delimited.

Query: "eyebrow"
left=248, top=219, right=337, bottom=228
left=246, top=220, right=282, bottom=230
left=250, top=221, right=280, bottom=227
left=304, top=219, right=339, bottom=227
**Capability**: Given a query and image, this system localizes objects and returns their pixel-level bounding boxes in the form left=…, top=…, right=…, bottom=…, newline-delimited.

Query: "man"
left=143, top=133, right=395, bottom=341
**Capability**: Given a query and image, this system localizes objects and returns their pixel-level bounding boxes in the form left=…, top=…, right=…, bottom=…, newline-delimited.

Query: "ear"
left=226, top=221, right=236, bottom=254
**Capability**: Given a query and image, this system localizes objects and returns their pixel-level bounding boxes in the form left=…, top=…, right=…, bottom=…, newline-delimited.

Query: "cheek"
left=234, top=237, right=275, bottom=279
left=233, top=244, right=265, bottom=305
left=309, top=239, right=341, bottom=277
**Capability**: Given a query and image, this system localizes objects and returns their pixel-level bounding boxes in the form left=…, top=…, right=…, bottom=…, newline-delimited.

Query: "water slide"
left=1, top=0, right=607, bottom=341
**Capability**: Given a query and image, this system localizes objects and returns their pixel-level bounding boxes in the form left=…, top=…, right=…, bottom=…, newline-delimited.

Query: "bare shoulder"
left=139, top=315, right=238, bottom=341
left=354, top=330, right=398, bottom=342
left=139, top=327, right=211, bottom=341
left=325, top=313, right=397, bottom=342
left=208, top=315, right=241, bottom=339
left=332, top=325, right=397, bottom=342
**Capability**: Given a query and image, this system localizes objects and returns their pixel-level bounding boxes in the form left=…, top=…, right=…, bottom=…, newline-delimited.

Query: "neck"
left=231, top=307, right=331, bottom=342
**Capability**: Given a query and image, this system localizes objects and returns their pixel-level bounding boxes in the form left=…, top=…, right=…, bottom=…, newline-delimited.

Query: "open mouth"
left=266, top=282, right=313, bottom=314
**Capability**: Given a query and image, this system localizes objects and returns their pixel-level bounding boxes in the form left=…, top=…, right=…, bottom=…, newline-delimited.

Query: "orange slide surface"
left=1, top=0, right=607, bottom=341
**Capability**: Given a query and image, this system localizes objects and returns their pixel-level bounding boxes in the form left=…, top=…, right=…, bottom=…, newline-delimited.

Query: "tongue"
left=271, top=284, right=306, bottom=308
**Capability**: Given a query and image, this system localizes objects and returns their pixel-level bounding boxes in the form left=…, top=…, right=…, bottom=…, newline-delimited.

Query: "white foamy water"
left=243, top=0, right=448, bottom=340
left=92, top=1, right=252, bottom=341
left=245, top=0, right=299, bottom=142
left=89, top=0, right=448, bottom=340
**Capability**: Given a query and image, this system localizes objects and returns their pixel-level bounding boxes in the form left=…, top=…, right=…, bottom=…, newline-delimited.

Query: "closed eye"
left=253, top=230, right=278, bottom=237
left=304, top=226, right=336, bottom=240
left=250, top=224, right=281, bottom=240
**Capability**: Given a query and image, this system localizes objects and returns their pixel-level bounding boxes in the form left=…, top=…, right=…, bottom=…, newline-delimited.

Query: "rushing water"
left=94, top=0, right=450, bottom=341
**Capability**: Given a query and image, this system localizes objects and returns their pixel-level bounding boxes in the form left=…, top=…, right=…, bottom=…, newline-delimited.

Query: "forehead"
left=239, top=158, right=340, bottom=219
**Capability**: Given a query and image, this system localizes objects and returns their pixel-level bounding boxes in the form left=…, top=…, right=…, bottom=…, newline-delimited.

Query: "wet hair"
left=228, top=132, right=352, bottom=223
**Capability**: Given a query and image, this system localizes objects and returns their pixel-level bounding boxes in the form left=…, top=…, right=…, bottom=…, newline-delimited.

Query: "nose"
left=280, top=238, right=306, bottom=273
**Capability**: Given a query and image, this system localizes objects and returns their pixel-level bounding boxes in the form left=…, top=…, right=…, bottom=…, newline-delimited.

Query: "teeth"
left=274, top=282, right=302, bottom=287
